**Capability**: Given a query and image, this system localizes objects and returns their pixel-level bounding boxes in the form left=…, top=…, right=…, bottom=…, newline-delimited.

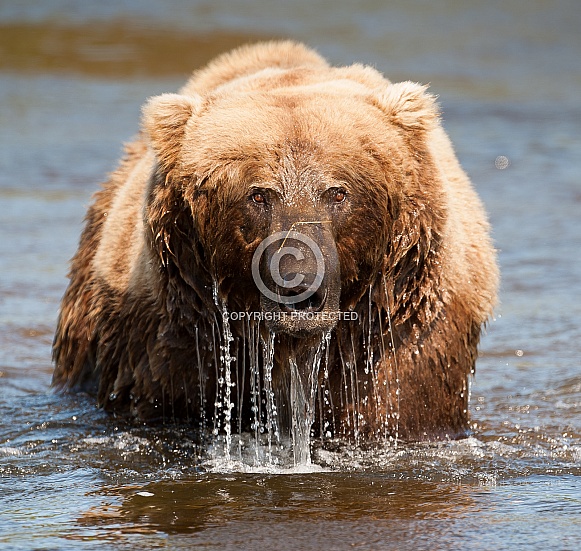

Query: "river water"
left=1, top=1, right=580, bottom=549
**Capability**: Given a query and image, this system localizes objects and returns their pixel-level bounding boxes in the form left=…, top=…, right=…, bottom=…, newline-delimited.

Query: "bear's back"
left=180, top=40, right=329, bottom=97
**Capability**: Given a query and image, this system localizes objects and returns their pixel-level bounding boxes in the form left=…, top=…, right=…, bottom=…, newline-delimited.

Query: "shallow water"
left=1, top=1, right=581, bottom=549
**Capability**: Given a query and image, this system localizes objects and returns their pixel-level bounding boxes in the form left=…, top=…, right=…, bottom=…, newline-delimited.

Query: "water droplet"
left=495, top=155, right=510, bottom=169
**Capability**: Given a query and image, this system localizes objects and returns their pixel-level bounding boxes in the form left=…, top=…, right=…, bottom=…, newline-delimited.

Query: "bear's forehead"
left=184, top=87, right=394, bottom=171
left=203, top=86, right=381, bottom=135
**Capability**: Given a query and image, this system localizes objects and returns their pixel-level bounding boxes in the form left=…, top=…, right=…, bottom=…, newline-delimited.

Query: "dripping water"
left=207, top=282, right=339, bottom=466
left=247, top=318, right=263, bottom=465
left=349, top=330, right=362, bottom=445
left=366, top=285, right=383, bottom=439
left=289, top=357, right=309, bottom=465
left=235, top=321, right=246, bottom=458
left=210, top=319, right=221, bottom=439
left=289, top=333, right=329, bottom=466
left=195, top=325, right=206, bottom=434
left=318, top=331, right=335, bottom=442
left=261, top=331, right=279, bottom=463
left=211, top=280, right=235, bottom=462
left=383, top=273, right=400, bottom=446
left=219, top=300, right=234, bottom=462
left=337, top=337, right=356, bottom=441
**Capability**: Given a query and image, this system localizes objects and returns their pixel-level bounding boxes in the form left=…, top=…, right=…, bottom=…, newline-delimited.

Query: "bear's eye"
left=251, top=191, right=266, bottom=205
left=332, top=189, right=347, bottom=203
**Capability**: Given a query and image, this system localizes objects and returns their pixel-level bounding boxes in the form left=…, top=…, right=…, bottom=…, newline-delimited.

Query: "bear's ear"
left=371, top=82, right=439, bottom=132
left=142, top=93, right=203, bottom=172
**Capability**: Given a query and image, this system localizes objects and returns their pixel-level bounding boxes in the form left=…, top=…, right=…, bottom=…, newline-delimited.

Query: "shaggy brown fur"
left=53, top=41, right=498, bottom=442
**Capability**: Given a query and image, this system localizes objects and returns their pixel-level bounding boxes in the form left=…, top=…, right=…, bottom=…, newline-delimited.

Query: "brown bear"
left=52, top=41, right=498, bottom=449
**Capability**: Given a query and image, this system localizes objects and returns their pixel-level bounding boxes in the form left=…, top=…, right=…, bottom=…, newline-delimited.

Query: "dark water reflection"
left=1, top=1, right=580, bottom=549
left=77, top=476, right=480, bottom=540
left=0, top=22, right=267, bottom=78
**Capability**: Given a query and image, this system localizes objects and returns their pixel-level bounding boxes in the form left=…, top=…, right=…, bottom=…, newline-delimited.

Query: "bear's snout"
left=255, top=225, right=341, bottom=336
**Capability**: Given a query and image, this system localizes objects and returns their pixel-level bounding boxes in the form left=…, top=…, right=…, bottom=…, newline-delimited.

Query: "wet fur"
left=53, top=41, right=498, bottom=441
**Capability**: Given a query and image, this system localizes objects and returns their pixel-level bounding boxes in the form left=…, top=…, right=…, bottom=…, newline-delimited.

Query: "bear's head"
left=142, top=68, right=441, bottom=338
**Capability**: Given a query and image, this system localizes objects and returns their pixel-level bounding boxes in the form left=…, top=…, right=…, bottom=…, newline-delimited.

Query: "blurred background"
left=1, top=1, right=580, bottom=549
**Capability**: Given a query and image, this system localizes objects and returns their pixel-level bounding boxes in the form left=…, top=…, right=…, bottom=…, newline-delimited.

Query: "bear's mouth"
left=263, top=284, right=339, bottom=338
left=277, top=287, right=327, bottom=313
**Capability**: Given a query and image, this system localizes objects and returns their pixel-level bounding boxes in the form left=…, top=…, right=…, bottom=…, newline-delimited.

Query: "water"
left=289, top=334, right=329, bottom=466
left=1, top=1, right=581, bottom=549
